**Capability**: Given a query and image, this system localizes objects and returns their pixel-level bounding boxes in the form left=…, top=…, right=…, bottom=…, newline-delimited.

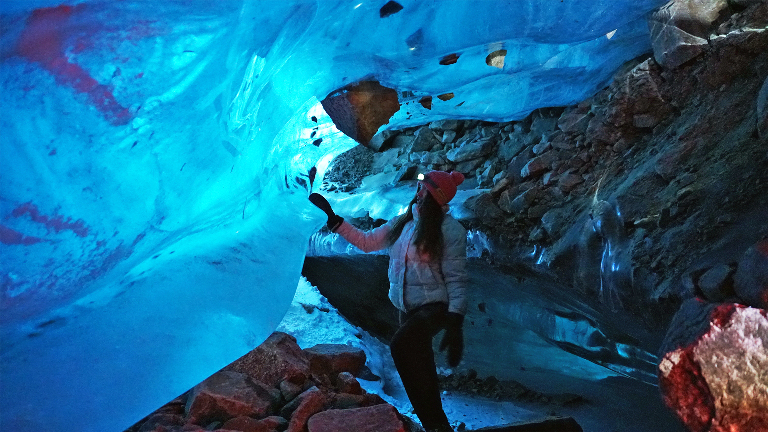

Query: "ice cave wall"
left=0, top=1, right=665, bottom=431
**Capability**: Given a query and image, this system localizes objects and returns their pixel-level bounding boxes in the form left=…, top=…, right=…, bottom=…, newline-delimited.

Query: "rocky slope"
left=325, top=0, right=768, bottom=333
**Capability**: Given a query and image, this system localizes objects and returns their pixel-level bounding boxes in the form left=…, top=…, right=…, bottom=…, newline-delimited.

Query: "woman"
left=309, top=170, right=468, bottom=432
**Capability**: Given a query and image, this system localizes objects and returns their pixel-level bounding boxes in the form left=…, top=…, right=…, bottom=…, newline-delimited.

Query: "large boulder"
left=226, top=332, right=311, bottom=387
left=307, top=404, right=406, bottom=432
left=658, top=300, right=768, bottom=432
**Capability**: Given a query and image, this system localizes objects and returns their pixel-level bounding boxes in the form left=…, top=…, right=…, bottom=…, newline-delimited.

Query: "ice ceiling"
left=1, top=1, right=665, bottom=431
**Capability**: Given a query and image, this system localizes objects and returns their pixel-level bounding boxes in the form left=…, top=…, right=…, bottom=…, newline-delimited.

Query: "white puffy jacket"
left=336, top=211, right=468, bottom=315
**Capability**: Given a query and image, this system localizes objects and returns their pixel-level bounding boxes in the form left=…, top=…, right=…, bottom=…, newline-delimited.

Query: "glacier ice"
left=1, top=0, right=665, bottom=430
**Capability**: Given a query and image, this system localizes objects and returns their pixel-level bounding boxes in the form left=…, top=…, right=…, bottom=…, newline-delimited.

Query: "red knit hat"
left=420, top=171, right=465, bottom=205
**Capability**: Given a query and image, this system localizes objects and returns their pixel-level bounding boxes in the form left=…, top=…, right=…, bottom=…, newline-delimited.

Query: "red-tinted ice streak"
left=11, top=202, right=89, bottom=238
left=15, top=5, right=132, bottom=125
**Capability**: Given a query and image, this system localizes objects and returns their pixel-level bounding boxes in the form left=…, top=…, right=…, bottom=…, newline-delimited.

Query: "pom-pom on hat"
left=420, top=170, right=465, bottom=206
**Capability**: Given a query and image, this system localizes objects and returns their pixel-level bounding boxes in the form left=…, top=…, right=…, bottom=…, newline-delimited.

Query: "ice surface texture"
left=0, top=1, right=664, bottom=431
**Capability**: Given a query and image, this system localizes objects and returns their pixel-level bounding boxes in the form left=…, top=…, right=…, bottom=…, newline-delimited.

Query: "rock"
left=227, top=332, right=310, bottom=388
left=138, top=413, right=184, bottom=432
left=530, top=114, right=558, bottom=137
left=497, top=135, right=528, bottom=161
left=558, top=107, right=591, bottom=135
left=221, top=415, right=286, bottom=432
left=498, top=187, right=539, bottom=214
left=505, top=148, right=534, bottom=185
left=446, top=137, right=495, bottom=162
left=649, top=0, right=727, bottom=69
left=391, top=133, right=413, bottom=149
left=321, top=81, right=400, bottom=146
left=280, top=379, right=304, bottom=402
left=557, top=172, right=584, bottom=193
left=411, top=126, right=439, bottom=152
left=758, top=77, right=768, bottom=138
left=420, top=150, right=449, bottom=166
left=303, top=344, right=367, bottom=378
left=455, top=157, right=486, bottom=174
left=429, top=119, right=461, bottom=130
left=541, top=207, right=568, bottom=238
left=185, top=371, right=278, bottom=426
left=369, top=129, right=397, bottom=152
left=463, top=192, right=504, bottom=221
left=659, top=300, right=768, bottom=432
left=521, top=152, right=556, bottom=179
left=441, top=130, right=457, bottom=143
left=282, top=386, right=328, bottom=432
left=698, top=264, right=735, bottom=302
left=307, top=404, right=407, bottom=432
left=372, top=148, right=401, bottom=173
left=471, top=416, right=582, bottom=431
left=335, top=372, right=363, bottom=395
left=734, top=239, right=768, bottom=308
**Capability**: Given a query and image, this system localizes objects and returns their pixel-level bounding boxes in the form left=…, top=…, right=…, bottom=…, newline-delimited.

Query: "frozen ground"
left=277, top=278, right=684, bottom=432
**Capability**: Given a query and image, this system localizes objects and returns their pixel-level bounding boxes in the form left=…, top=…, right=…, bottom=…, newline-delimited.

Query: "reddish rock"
left=185, top=371, right=277, bottom=426
left=227, top=332, right=310, bottom=387
left=659, top=300, right=768, bottom=432
left=521, top=153, right=556, bottom=179
left=138, top=413, right=185, bottom=432
left=321, top=80, right=400, bottom=147
left=307, top=404, right=406, bottom=432
left=734, top=239, right=768, bottom=308
left=221, top=415, right=288, bottom=432
left=649, top=0, right=726, bottom=69
left=336, top=372, right=363, bottom=395
left=285, top=387, right=328, bottom=432
left=304, top=344, right=367, bottom=378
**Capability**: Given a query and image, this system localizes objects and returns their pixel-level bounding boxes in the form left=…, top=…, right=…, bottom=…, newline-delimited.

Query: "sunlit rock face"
left=0, top=1, right=666, bottom=431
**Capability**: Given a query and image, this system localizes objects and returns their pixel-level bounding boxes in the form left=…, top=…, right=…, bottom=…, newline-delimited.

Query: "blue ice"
left=1, top=1, right=664, bottom=430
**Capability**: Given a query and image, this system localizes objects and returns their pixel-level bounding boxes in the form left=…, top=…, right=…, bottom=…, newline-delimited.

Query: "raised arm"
left=336, top=218, right=394, bottom=253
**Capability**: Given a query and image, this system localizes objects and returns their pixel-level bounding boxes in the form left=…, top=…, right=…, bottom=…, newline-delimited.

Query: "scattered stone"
left=521, top=153, right=556, bottom=179
left=430, top=119, right=461, bottom=130
left=283, top=386, right=328, bottom=431
left=369, top=130, right=397, bottom=152
left=185, top=371, right=278, bottom=426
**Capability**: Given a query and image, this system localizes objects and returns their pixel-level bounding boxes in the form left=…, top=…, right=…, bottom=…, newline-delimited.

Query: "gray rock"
left=558, top=108, right=592, bottom=134
left=455, top=157, right=485, bottom=174
left=758, top=76, right=768, bottom=138
left=371, top=148, right=401, bottom=174
left=530, top=115, right=558, bottom=136
left=521, top=152, right=556, bottom=179
left=447, top=137, right=495, bottom=162
left=429, top=119, right=461, bottom=131
left=698, top=264, right=734, bottom=302
left=734, top=240, right=768, bottom=309
left=497, top=135, right=528, bottom=161
left=541, top=207, right=568, bottom=238
left=412, top=126, right=440, bottom=152
left=649, top=0, right=726, bottom=69
left=391, top=133, right=412, bottom=149
left=369, top=130, right=397, bottom=151
left=420, top=151, right=449, bottom=166
left=558, top=172, right=584, bottom=193
left=442, top=130, right=457, bottom=143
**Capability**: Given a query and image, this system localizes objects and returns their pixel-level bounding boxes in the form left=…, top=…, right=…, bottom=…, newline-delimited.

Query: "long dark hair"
left=386, top=192, right=444, bottom=260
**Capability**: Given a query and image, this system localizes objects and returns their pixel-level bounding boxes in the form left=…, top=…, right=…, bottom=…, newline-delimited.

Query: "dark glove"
left=439, top=312, right=464, bottom=367
left=309, top=193, right=343, bottom=232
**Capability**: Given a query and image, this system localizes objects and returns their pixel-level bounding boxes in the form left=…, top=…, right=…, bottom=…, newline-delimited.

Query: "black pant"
left=390, top=302, right=451, bottom=431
